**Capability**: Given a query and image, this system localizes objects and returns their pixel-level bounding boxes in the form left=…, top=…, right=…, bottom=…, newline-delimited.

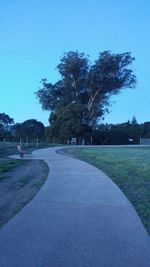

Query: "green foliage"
left=0, top=113, right=14, bottom=140
left=47, top=103, right=84, bottom=142
left=36, top=50, right=136, bottom=142
left=141, top=122, right=150, bottom=137
left=0, top=113, right=46, bottom=143
left=11, top=119, right=45, bottom=141
left=0, top=113, right=14, bottom=127
left=92, top=118, right=142, bottom=145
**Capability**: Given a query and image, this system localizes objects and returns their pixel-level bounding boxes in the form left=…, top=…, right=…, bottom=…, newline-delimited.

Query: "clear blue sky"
left=0, top=0, right=150, bottom=126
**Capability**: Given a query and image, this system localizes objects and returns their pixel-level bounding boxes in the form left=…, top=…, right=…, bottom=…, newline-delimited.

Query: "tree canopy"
left=0, top=113, right=14, bottom=140
left=11, top=119, right=45, bottom=141
left=36, top=51, right=136, bottom=142
left=0, top=113, right=14, bottom=128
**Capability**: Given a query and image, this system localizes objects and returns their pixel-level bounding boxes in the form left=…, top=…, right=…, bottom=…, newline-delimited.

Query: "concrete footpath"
left=0, top=147, right=150, bottom=267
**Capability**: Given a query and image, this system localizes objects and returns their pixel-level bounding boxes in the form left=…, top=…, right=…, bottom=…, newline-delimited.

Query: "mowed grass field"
left=61, top=146, right=150, bottom=235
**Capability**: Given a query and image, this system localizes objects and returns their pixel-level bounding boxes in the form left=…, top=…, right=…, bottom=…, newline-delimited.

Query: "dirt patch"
left=0, top=159, right=49, bottom=228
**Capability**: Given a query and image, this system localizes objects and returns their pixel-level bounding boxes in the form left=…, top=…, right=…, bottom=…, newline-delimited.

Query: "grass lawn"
left=0, top=141, right=67, bottom=158
left=61, top=146, right=150, bottom=235
left=0, top=159, right=49, bottom=228
left=0, top=159, right=24, bottom=174
left=0, top=142, right=49, bottom=228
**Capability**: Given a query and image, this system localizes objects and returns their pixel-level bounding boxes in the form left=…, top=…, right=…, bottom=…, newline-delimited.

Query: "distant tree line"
left=45, top=116, right=150, bottom=145
left=0, top=112, right=150, bottom=145
left=92, top=117, right=150, bottom=145
left=0, top=113, right=45, bottom=142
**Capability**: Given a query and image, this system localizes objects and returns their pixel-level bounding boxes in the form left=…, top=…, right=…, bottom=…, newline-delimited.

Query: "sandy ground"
left=0, top=159, right=49, bottom=228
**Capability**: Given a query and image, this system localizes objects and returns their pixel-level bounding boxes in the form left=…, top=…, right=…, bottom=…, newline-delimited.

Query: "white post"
left=20, top=138, right=22, bottom=147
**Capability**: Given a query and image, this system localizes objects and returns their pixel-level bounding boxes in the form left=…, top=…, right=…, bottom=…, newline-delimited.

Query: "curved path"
left=0, top=147, right=150, bottom=267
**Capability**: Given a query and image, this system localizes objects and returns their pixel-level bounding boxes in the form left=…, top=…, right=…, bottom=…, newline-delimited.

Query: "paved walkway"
left=0, top=147, right=150, bottom=267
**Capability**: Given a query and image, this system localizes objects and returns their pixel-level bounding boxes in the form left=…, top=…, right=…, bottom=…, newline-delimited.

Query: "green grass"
left=61, top=146, right=150, bottom=235
left=0, top=141, right=61, bottom=177
left=0, top=160, right=49, bottom=228
left=0, top=159, right=24, bottom=175
left=18, top=175, right=33, bottom=187
left=34, top=180, right=46, bottom=189
left=0, top=141, right=50, bottom=157
left=0, top=141, right=67, bottom=158
left=0, top=141, right=51, bottom=228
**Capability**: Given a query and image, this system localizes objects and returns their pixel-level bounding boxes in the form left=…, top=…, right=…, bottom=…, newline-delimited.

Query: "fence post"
left=36, top=137, right=39, bottom=147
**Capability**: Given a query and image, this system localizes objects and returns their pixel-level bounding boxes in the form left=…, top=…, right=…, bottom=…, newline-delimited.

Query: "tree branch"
left=87, top=76, right=111, bottom=113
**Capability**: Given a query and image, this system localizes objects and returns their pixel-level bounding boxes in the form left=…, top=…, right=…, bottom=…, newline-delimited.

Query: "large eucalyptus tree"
left=36, top=51, right=136, bottom=142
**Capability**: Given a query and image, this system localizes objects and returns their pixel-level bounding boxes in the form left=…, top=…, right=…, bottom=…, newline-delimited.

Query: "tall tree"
left=36, top=51, right=136, bottom=141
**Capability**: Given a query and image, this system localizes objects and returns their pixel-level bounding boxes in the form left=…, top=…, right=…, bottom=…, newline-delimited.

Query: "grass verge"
left=0, top=159, right=24, bottom=174
left=61, top=146, right=150, bottom=235
left=0, top=159, right=49, bottom=228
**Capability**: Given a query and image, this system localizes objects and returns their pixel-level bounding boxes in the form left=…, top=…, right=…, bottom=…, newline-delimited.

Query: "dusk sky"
left=0, top=0, right=150, bottom=126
